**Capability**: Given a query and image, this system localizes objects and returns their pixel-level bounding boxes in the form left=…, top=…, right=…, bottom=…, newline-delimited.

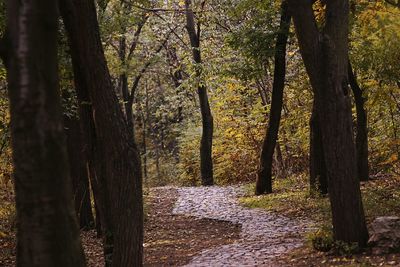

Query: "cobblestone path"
left=173, top=186, right=312, bottom=267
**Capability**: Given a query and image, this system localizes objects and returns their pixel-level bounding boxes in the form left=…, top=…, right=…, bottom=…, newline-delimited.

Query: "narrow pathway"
left=173, top=186, right=312, bottom=267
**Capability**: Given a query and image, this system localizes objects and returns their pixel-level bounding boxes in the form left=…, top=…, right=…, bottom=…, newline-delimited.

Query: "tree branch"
left=132, top=4, right=209, bottom=13
left=127, top=15, right=149, bottom=61
left=153, top=12, right=188, bottom=47
left=185, top=0, right=199, bottom=46
left=385, top=0, right=400, bottom=8
left=127, top=28, right=175, bottom=105
left=287, top=0, right=322, bottom=90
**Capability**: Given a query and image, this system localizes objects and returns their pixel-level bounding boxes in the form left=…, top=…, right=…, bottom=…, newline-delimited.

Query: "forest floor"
left=1, top=176, right=400, bottom=266
left=82, top=186, right=310, bottom=266
left=241, top=174, right=400, bottom=266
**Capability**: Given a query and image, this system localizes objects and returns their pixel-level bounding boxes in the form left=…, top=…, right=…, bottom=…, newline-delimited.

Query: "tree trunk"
left=65, top=116, right=95, bottom=229
left=94, top=200, right=102, bottom=237
left=309, top=102, right=328, bottom=195
left=76, top=78, right=107, bottom=239
left=4, top=0, right=86, bottom=265
left=185, top=0, right=214, bottom=186
left=289, top=0, right=369, bottom=246
left=60, top=5, right=111, bottom=257
left=274, top=141, right=285, bottom=178
left=60, top=0, right=144, bottom=266
left=118, top=34, right=134, bottom=138
left=348, top=61, right=369, bottom=182
left=255, top=1, right=291, bottom=195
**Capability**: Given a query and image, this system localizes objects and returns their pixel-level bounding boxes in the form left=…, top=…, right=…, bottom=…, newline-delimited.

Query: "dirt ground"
left=81, top=187, right=242, bottom=266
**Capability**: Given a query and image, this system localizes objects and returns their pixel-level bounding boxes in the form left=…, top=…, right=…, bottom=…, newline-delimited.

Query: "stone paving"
left=173, top=186, right=313, bottom=267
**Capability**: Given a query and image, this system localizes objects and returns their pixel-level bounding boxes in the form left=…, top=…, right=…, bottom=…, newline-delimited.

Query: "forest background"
left=0, top=0, right=399, bottom=265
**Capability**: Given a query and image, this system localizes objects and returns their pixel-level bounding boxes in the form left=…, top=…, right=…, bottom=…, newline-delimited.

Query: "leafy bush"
left=308, top=227, right=334, bottom=252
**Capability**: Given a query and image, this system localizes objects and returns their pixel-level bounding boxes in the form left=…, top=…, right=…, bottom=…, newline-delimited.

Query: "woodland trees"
left=288, top=0, right=369, bottom=245
left=0, top=0, right=399, bottom=265
left=348, top=61, right=369, bottom=182
left=0, top=0, right=86, bottom=265
left=255, top=1, right=291, bottom=195
left=185, top=0, right=214, bottom=186
left=65, top=116, right=95, bottom=229
left=60, top=0, right=143, bottom=265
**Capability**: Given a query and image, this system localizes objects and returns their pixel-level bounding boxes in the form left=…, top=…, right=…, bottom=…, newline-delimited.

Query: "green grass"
left=240, top=173, right=400, bottom=265
left=240, top=174, right=400, bottom=227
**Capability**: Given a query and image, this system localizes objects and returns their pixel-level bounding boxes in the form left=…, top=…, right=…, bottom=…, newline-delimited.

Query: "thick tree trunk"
left=60, top=0, right=144, bottom=266
left=289, top=0, right=369, bottom=246
left=255, top=1, right=291, bottom=195
left=65, top=117, right=95, bottom=229
left=309, top=102, right=328, bottom=195
left=348, top=61, right=369, bottom=182
left=60, top=5, right=111, bottom=254
left=76, top=81, right=106, bottom=239
left=185, top=0, right=214, bottom=186
left=4, top=0, right=86, bottom=265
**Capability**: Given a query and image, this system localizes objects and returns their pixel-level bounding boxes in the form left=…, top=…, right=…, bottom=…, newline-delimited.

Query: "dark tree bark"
left=274, top=141, right=285, bottom=177
left=4, top=0, right=86, bottom=265
left=185, top=0, right=214, bottom=186
left=60, top=0, right=144, bottom=266
left=60, top=7, right=109, bottom=246
left=348, top=61, right=369, bottom=182
left=117, top=12, right=147, bottom=135
left=289, top=0, right=369, bottom=246
left=255, top=1, right=291, bottom=195
left=309, top=102, right=328, bottom=195
left=73, top=69, right=106, bottom=239
left=65, top=116, right=95, bottom=229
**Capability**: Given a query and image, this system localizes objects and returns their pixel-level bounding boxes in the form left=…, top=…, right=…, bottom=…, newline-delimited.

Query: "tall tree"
left=65, top=116, right=95, bottom=229
left=185, top=0, right=214, bottom=186
left=309, top=102, right=328, bottom=195
left=288, top=0, right=369, bottom=245
left=348, top=61, right=369, bottom=182
left=309, top=60, right=369, bottom=195
left=255, top=1, right=291, bottom=195
left=60, top=0, right=144, bottom=266
left=1, top=0, right=86, bottom=265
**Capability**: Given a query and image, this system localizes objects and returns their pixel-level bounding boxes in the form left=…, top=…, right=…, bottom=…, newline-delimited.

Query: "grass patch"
left=240, top=174, right=331, bottom=224
left=240, top=174, right=400, bottom=226
left=361, top=175, right=400, bottom=222
left=240, top=174, right=400, bottom=264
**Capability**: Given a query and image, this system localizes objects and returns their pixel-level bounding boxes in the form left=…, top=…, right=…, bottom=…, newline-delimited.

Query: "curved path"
left=173, top=186, right=312, bottom=267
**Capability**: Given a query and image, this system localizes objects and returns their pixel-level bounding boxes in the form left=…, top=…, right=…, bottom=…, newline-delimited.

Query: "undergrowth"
left=240, top=173, right=400, bottom=256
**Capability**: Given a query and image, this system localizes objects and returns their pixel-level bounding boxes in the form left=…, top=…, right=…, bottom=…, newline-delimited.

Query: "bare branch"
left=127, top=15, right=149, bottom=61
left=128, top=28, right=175, bottom=104
left=152, top=12, right=188, bottom=47
left=132, top=4, right=187, bottom=13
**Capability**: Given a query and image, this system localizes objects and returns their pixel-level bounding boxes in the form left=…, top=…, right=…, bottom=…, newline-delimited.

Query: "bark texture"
left=348, top=61, right=369, bottom=182
left=65, top=116, right=95, bottom=229
left=60, top=0, right=144, bottom=266
left=255, top=1, right=291, bottom=195
left=185, top=0, right=214, bottom=186
left=289, top=0, right=369, bottom=246
left=4, top=0, right=86, bottom=266
left=309, top=102, right=328, bottom=195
